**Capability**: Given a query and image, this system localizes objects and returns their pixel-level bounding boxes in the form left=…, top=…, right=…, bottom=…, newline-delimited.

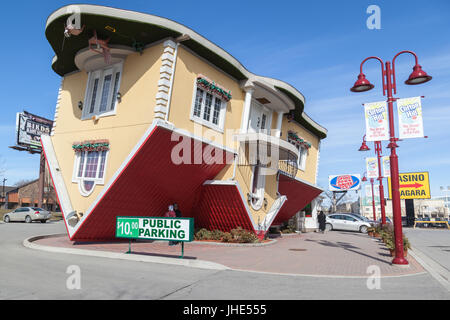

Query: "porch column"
left=240, top=85, right=254, bottom=134
left=275, top=111, right=284, bottom=138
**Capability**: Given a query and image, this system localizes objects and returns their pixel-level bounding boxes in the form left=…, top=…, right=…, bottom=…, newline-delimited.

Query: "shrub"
left=281, top=223, right=297, bottom=234
left=210, top=229, right=225, bottom=241
left=194, top=228, right=212, bottom=240
left=221, top=232, right=233, bottom=243
left=230, top=227, right=259, bottom=243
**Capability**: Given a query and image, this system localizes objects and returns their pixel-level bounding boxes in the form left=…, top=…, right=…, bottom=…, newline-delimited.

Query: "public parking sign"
left=116, top=216, right=194, bottom=242
left=388, top=172, right=431, bottom=199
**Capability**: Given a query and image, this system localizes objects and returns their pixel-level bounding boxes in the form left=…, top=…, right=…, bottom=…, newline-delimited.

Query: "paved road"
left=405, top=228, right=450, bottom=271
left=0, top=221, right=449, bottom=300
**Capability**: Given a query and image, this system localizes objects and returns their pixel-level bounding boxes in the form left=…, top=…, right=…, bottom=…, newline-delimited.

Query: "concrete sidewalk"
left=28, top=230, right=426, bottom=278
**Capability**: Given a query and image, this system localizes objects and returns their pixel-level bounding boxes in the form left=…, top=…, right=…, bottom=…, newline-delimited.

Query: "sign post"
left=115, top=216, right=194, bottom=259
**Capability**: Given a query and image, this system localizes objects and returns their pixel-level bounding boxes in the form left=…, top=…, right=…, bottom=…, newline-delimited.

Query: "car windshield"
left=31, top=207, right=45, bottom=211
left=350, top=214, right=369, bottom=222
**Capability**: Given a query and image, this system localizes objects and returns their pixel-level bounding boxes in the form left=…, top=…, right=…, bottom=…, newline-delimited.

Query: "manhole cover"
left=289, top=249, right=307, bottom=252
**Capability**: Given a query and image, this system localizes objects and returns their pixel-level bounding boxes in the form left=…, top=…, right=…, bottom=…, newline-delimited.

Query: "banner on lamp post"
left=364, top=101, right=389, bottom=141
left=364, top=185, right=380, bottom=204
left=382, top=156, right=390, bottom=177
left=397, top=96, right=424, bottom=139
left=366, top=157, right=378, bottom=179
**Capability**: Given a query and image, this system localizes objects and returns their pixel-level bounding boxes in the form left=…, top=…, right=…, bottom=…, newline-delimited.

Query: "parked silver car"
left=325, top=213, right=371, bottom=233
left=3, top=207, right=51, bottom=223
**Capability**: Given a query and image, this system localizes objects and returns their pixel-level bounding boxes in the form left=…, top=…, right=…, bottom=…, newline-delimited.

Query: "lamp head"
left=405, top=64, right=432, bottom=85
left=350, top=73, right=374, bottom=92
left=358, top=140, right=370, bottom=152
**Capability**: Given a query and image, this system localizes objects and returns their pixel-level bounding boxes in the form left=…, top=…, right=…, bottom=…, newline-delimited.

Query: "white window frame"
left=82, top=62, right=123, bottom=120
left=72, top=150, right=109, bottom=197
left=248, top=99, right=272, bottom=135
left=288, top=138, right=308, bottom=171
left=190, top=81, right=227, bottom=132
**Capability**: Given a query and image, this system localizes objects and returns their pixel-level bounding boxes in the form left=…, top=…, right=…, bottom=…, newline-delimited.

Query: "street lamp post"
left=362, top=173, right=376, bottom=221
left=351, top=51, right=432, bottom=266
left=359, top=136, right=387, bottom=225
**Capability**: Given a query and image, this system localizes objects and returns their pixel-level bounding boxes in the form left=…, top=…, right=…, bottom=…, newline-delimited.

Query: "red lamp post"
left=362, top=173, right=377, bottom=221
left=359, top=136, right=387, bottom=225
left=351, top=51, right=432, bottom=266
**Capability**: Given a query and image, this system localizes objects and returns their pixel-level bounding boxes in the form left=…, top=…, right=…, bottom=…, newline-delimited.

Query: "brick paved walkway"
left=35, top=231, right=424, bottom=277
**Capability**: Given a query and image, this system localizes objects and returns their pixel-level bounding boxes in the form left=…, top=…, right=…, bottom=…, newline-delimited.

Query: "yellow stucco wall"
left=51, top=43, right=163, bottom=214
left=168, top=46, right=245, bottom=151
left=49, top=39, right=321, bottom=226
left=280, top=117, right=320, bottom=184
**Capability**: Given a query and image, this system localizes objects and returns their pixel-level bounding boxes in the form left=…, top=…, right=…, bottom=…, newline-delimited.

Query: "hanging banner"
left=366, top=157, right=378, bottom=179
left=364, top=185, right=380, bottom=204
left=382, top=156, right=390, bottom=177
left=364, top=101, right=389, bottom=141
left=397, top=96, right=424, bottom=139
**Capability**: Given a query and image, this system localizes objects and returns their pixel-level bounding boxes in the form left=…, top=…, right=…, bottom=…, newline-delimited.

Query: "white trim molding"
left=51, top=78, right=63, bottom=136
left=154, top=40, right=177, bottom=120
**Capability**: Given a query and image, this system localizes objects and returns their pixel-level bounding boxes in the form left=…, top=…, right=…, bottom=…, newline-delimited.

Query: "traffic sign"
left=388, top=172, right=430, bottom=199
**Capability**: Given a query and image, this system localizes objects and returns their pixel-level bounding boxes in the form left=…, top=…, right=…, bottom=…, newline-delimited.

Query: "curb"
left=23, top=234, right=230, bottom=271
left=409, top=246, right=450, bottom=292
left=22, top=234, right=429, bottom=279
left=189, top=239, right=277, bottom=247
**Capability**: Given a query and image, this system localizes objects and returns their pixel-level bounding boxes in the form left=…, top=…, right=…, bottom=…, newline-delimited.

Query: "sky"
left=0, top=0, right=449, bottom=201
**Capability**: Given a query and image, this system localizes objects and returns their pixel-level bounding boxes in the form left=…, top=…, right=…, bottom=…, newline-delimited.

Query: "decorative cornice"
left=72, top=140, right=110, bottom=153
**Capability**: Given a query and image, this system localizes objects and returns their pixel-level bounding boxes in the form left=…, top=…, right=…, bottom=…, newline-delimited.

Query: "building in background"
left=360, top=198, right=449, bottom=220
left=42, top=5, right=327, bottom=241
left=1, top=163, right=58, bottom=211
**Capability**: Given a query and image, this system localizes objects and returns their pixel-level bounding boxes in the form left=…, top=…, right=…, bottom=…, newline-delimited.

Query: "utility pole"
left=38, top=152, right=45, bottom=208
left=2, top=178, right=6, bottom=208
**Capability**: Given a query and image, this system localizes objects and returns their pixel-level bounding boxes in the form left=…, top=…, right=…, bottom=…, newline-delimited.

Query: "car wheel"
left=4, top=215, right=10, bottom=223
left=25, top=216, right=32, bottom=223
left=325, top=223, right=333, bottom=232
left=360, top=225, right=368, bottom=233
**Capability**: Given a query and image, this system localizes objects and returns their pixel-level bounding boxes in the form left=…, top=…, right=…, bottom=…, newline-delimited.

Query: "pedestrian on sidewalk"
left=318, top=211, right=326, bottom=233
left=165, top=205, right=178, bottom=246
left=172, top=203, right=182, bottom=245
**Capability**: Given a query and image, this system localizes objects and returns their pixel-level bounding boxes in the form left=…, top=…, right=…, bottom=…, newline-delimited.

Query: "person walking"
left=173, top=203, right=182, bottom=245
left=317, top=211, right=326, bottom=233
left=174, top=203, right=182, bottom=218
left=165, top=205, right=178, bottom=246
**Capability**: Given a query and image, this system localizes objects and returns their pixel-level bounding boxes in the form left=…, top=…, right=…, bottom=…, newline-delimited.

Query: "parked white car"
left=325, top=213, right=371, bottom=233
left=3, top=207, right=51, bottom=223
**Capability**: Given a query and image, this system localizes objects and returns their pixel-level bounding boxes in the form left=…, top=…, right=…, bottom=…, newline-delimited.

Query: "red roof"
left=273, top=173, right=322, bottom=225
left=72, top=126, right=232, bottom=241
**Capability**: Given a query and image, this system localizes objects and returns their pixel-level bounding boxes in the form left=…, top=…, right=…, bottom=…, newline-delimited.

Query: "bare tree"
left=14, top=179, right=34, bottom=188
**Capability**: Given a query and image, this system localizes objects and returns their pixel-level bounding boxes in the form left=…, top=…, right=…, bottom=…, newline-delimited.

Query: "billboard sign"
left=364, top=101, right=389, bottom=141
left=329, top=174, right=361, bottom=191
left=15, top=111, right=53, bottom=149
left=388, top=172, right=431, bottom=199
left=116, top=216, right=194, bottom=242
left=397, top=96, right=424, bottom=139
